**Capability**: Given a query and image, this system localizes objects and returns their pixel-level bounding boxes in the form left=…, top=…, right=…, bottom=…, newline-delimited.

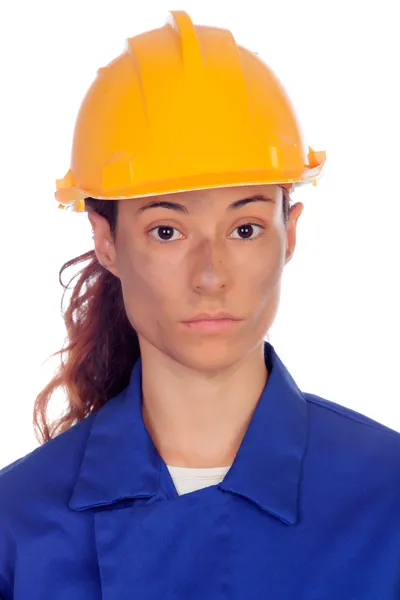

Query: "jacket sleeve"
left=0, top=459, right=23, bottom=600
left=0, top=571, right=12, bottom=599
left=0, top=501, right=13, bottom=599
left=0, top=503, right=13, bottom=598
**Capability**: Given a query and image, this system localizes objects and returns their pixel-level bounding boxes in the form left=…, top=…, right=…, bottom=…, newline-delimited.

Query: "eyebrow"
left=136, top=194, right=275, bottom=215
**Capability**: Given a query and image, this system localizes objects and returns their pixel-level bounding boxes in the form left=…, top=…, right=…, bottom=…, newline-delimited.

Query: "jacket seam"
left=306, top=395, right=400, bottom=442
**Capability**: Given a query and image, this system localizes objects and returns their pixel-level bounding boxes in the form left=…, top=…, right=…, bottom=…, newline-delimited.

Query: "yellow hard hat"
left=55, top=10, right=326, bottom=213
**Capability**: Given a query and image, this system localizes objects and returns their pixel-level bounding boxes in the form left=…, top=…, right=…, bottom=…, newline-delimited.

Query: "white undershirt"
left=166, top=464, right=232, bottom=495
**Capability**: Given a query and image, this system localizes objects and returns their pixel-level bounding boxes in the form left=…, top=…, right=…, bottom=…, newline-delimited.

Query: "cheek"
left=236, top=236, right=285, bottom=328
left=118, top=250, right=180, bottom=325
left=237, top=234, right=285, bottom=293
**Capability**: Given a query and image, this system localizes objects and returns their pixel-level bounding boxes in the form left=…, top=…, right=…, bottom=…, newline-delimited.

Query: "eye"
left=147, top=222, right=265, bottom=243
left=148, top=225, right=184, bottom=243
left=230, top=223, right=265, bottom=241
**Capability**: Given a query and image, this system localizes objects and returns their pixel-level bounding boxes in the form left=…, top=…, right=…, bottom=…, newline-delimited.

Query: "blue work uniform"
left=1, top=341, right=400, bottom=599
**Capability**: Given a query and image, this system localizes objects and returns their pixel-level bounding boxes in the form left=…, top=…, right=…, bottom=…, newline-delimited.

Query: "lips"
left=181, top=318, right=243, bottom=333
left=182, top=312, right=241, bottom=323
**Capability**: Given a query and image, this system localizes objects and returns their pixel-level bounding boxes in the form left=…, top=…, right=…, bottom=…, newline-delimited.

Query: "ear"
left=285, top=202, right=304, bottom=264
left=88, top=211, right=121, bottom=279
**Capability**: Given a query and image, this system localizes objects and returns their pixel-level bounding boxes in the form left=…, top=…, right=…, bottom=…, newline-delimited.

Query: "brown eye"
left=148, top=225, right=183, bottom=243
left=230, top=224, right=264, bottom=241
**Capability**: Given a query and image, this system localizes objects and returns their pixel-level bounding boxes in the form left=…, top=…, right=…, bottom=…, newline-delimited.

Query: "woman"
left=1, top=10, right=400, bottom=600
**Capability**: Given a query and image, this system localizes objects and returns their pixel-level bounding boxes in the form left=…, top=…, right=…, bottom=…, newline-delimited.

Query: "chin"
left=172, top=334, right=252, bottom=374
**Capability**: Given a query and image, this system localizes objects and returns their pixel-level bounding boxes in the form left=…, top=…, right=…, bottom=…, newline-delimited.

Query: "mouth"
left=180, top=316, right=244, bottom=333
left=182, top=312, right=242, bottom=323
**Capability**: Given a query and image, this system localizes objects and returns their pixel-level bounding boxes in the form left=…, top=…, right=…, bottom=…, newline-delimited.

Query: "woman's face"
left=89, top=184, right=303, bottom=371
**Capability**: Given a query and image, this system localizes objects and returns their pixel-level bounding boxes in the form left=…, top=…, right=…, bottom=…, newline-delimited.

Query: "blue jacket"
left=1, top=341, right=400, bottom=599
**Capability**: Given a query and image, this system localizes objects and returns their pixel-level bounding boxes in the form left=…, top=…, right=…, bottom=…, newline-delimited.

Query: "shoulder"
left=0, top=415, right=96, bottom=596
left=0, top=412, right=96, bottom=504
left=306, top=392, right=400, bottom=440
left=304, top=392, right=400, bottom=471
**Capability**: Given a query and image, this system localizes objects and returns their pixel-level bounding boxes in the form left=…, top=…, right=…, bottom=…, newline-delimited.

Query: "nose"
left=190, top=238, right=231, bottom=294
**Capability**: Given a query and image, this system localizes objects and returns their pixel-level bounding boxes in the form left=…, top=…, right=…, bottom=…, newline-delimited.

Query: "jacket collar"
left=69, top=341, right=308, bottom=525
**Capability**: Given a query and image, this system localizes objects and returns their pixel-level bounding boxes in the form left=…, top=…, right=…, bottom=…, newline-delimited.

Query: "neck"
left=139, top=340, right=268, bottom=468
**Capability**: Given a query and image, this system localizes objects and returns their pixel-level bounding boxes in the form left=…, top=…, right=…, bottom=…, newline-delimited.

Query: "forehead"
left=122, top=184, right=281, bottom=213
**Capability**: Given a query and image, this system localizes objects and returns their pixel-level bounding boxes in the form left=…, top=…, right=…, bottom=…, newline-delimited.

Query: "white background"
left=0, top=0, right=399, bottom=469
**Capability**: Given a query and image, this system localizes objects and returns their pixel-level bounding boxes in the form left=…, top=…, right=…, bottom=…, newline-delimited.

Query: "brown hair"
left=33, top=189, right=291, bottom=445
